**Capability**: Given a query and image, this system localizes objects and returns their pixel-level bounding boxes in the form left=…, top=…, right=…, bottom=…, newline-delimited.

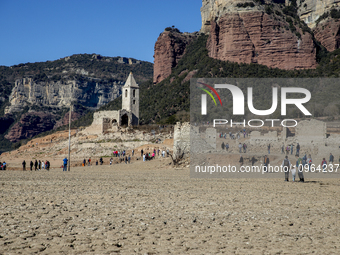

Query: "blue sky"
left=0, top=0, right=202, bottom=66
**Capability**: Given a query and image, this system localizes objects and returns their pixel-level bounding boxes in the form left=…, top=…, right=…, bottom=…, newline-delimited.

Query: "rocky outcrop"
left=153, top=29, right=198, bottom=84
left=200, top=0, right=261, bottom=33
left=313, top=18, right=340, bottom=51
left=206, top=11, right=317, bottom=70
left=201, top=0, right=340, bottom=30
left=5, top=112, right=56, bottom=142
left=297, top=0, right=340, bottom=28
left=5, top=77, right=122, bottom=114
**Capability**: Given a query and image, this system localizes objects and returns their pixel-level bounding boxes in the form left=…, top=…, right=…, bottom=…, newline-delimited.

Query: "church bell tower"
left=122, top=72, right=139, bottom=125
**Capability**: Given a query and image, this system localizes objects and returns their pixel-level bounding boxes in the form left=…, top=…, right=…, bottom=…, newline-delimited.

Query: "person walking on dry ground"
left=63, top=157, right=68, bottom=172
left=307, top=154, right=312, bottom=172
left=239, top=155, right=243, bottom=167
left=22, top=160, right=26, bottom=171
left=291, top=165, right=297, bottom=182
left=34, top=160, right=38, bottom=171
left=329, top=153, right=334, bottom=164
left=296, top=143, right=300, bottom=156
left=296, top=154, right=304, bottom=182
left=264, top=155, right=270, bottom=172
left=321, top=158, right=327, bottom=172
left=291, top=144, right=294, bottom=155
left=243, top=143, right=247, bottom=153
left=282, top=156, right=292, bottom=181
left=251, top=156, right=256, bottom=166
left=30, top=161, right=33, bottom=171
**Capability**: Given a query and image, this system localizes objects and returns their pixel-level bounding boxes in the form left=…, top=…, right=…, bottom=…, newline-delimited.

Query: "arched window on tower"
left=133, top=89, right=135, bottom=97
left=125, top=89, right=127, bottom=97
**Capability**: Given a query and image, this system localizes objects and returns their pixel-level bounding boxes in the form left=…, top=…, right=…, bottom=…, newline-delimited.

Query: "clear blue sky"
left=0, top=0, right=202, bottom=66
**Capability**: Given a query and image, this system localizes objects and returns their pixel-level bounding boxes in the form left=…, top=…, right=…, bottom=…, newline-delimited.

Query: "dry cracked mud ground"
left=0, top=159, right=339, bottom=254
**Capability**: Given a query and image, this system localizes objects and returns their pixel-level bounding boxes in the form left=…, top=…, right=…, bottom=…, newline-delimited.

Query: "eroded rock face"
left=297, top=0, right=340, bottom=28
left=314, top=18, right=340, bottom=51
left=5, top=112, right=56, bottom=142
left=206, top=12, right=317, bottom=70
left=5, top=77, right=122, bottom=114
left=153, top=30, right=198, bottom=84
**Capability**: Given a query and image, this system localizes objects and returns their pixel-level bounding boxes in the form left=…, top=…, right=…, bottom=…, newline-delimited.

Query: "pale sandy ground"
left=0, top=158, right=339, bottom=254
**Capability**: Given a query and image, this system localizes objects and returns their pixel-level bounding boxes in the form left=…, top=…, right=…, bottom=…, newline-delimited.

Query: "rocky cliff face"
left=206, top=11, right=317, bottom=69
left=297, top=0, right=340, bottom=28
left=153, top=0, right=323, bottom=80
left=313, top=18, right=340, bottom=51
left=5, top=112, right=56, bottom=142
left=153, top=29, right=198, bottom=84
left=5, top=77, right=122, bottom=114
left=200, top=0, right=257, bottom=33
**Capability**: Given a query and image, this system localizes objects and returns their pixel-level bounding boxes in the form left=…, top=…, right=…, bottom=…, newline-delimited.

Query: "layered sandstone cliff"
left=5, top=77, right=122, bottom=114
left=153, top=29, right=198, bottom=84
left=314, top=18, right=340, bottom=51
left=206, top=11, right=317, bottom=69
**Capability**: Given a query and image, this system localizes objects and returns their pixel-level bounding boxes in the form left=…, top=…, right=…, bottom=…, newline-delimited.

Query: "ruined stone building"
left=84, top=72, right=139, bottom=134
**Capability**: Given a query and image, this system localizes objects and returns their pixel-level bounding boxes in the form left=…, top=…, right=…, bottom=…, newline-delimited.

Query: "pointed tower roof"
left=123, top=72, right=139, bottom=88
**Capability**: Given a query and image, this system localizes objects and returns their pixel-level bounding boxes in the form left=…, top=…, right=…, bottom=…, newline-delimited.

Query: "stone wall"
left=295, top=119, right=326, bottom=140
left=173, top=122, right=191, bottom=159
left=83, top=111, right=120, bottom=135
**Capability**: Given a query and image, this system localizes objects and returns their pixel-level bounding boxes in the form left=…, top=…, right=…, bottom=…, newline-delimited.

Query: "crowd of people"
left=219, top=130, right=249, bottom=140
left=0, top=161, right=7, bottom=170
left=21, top=160, right=51, bottom=171
left=238, top=144, right=338, bottom=182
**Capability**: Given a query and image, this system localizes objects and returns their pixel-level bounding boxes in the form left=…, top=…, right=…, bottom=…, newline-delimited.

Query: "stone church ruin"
left=84, top=72, right=139, bottom=134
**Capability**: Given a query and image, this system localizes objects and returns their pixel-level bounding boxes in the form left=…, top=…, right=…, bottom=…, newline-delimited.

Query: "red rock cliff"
left=153, top=29, right=197, bottom=84
left=5, top=112, right=56, bottom=143
left=206, top=12, right=317, bottom=70
left=313, top=18, right=340, bottom=52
